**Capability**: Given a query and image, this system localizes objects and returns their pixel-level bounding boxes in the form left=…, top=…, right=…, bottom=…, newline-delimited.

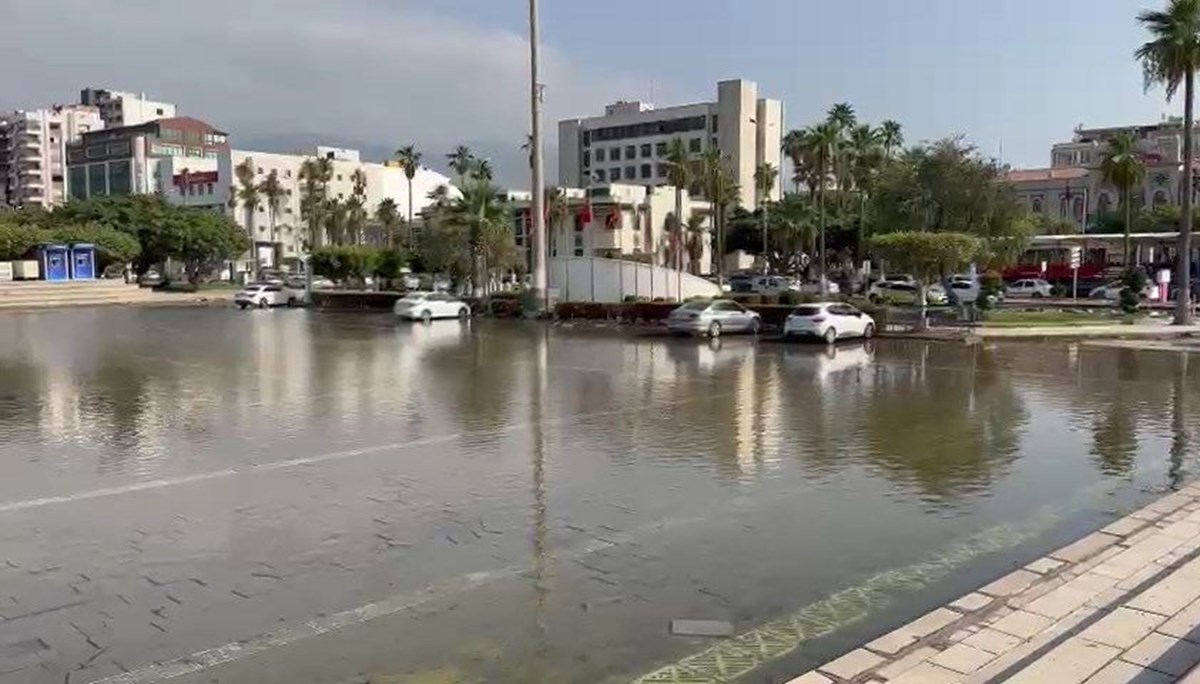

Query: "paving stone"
left=784, top=672, right=834, bottom=684
left=1025, top=574, right=1117, bottom=620
left=1079, top=608, right=1167, bottom=649
left=962, top=627, right=1024, bottom=655
left=885, top=661, right=964, bottom=684
left=1160, top=598, right=1200, bottom=642
left=1121, top=632, right=1200, bottom=676
left=1121, top=527, right=1163, bottom=549
left=1131, top=504, right=1169, bottom=523
left=1101, top=535, right=1186, bottom=577
left=930, top=643, right=994, bottom=674
left=819, top=648, right=885, bottom=679
left=1088, top=588, right=1128, bottom=610
left=990, top=610, right=1055, bottom=639
left=1115, top=564, right=1167, bottom=592
left=1005, top=637, right=1121, bottom=684
left=1104, top=517, right=1148, bottom=538
left=1158, top=520, right=1200, bottom=540
left=1027, top=557, right=1067, bottom=575
left=1126, top=558, right=1200, bottom=616
left=867, top=609, right=961, bottom=655
left=876, top=646, right=939, bottom=680
left=949, top=592, right=992, bottom=612
left=1083, top=659, right=1173, bottom=684
left=1053, top=533, right=1122, bottom=564
left=979, top=569, right=1041, bottom=598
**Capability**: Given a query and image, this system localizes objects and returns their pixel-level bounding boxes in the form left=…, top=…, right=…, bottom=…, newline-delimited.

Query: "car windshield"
left=792, top=305, right=824, bottom=316
left=681, top=301, right=712, bottom=311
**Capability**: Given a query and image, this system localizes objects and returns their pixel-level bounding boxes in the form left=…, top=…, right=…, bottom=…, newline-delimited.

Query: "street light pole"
left=529, top=0, right=548, bottom=313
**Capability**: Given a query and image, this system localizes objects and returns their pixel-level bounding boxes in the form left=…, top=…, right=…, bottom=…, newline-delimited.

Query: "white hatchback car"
left=235, top=283, right=289, bottom=309
left=1006, top=278, right=1054, bottom=298
left=784, top=302, right=876, bottom=344
left=393, top=292, right=471, bottom=323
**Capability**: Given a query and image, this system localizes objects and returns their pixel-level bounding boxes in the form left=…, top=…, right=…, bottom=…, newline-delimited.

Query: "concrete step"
left=0, top=292, right=223, bottom=309
left=0, top=289, right=159, bottom=303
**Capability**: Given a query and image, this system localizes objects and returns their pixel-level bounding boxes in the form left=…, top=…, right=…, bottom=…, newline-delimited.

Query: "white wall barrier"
left=550, top=257, right=721, bottom=303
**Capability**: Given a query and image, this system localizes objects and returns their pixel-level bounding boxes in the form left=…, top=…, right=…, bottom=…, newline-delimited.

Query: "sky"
left=0, top=0, right=1186, bottom=186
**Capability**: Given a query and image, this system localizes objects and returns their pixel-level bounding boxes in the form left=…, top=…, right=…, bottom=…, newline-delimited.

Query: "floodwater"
left=0, top=308, right=1196, bottom=684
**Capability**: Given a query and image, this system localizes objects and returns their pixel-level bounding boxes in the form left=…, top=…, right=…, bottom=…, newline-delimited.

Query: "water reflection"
left=3, top=310, right=1200, bottom=684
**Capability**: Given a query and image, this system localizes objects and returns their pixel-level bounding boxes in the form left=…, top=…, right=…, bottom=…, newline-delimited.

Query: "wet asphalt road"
left=0, top=307, right=1197, bottom=684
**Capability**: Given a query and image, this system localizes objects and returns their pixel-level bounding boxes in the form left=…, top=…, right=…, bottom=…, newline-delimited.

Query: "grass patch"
left=983, top=309, right=1128, bottom=328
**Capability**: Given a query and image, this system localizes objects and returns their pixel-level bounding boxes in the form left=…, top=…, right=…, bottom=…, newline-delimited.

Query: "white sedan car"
left=393, top=292, right=471, bottom=323
left=235, top=283, right=289, bottom=309
left=784, top=302, right=876, bottom=344
left=1006, top=278, right=1054, bottom=298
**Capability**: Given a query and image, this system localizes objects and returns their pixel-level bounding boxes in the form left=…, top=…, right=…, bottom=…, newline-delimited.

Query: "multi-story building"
left=65, top=116, right=230, bottom=211
left=558, top=79, right=783, bottom=210
left=0, top=105, right=104, bottom=208
left=509, top=183, right=713, bottom=274
left=1007, top=120, right=1200, bottom=230
left=218, top=146, right=458, bottom=266
left=79, top=88, right=176, bottom=128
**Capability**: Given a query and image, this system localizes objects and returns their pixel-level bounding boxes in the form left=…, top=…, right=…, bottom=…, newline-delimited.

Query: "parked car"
left=1006, top=278, right=1053, bottom=298
left=946, top=279, right=1002, bottom=305
left=235, top=283, right=289, bottom=309
left=667, top=299, right=762, bottom=337
left=797, top=279, right=842, bottom=295
left=393, top=291, right=472, bottom=323
left=784, top=302, right=876, bottom=344
left=1089, top=281, right=1157, bottom=301
left=867, top=280, right=947, bottom=305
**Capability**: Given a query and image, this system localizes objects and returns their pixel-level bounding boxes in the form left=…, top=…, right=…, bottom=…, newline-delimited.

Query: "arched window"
left=1031, top=197, right=1043, bottom=214
left=1073, top=196, right=1085, bottom=220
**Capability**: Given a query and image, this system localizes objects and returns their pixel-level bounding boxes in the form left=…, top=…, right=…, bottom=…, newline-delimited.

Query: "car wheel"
left=749, top=318, right=761, bottom=335
left=823, top=327, right=837, bottom=345
left=286, top=297, right=297, bottom=308
left=1032, top=292, right=1044, bottom=299
left=863, top=323, right=876, bottom=339
left=258, top=298, right=269, bottom=309
left=237, top=302, right=247, bottom=310
left=421, top=310, right=432, bottom=324
left=707, top=321, right=722, bottom=338
left=458, top=307, right=469, bottom=320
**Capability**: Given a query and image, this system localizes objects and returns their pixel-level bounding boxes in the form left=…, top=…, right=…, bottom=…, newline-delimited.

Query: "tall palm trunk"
left=761, top=203, right=769, bottom=273
left=407, top=178, right=415, bottom=244
left=1178, top=69, right=1195, bottom=326
left=1124, top=186, right=1133, bottom=265
left=817, top=165, right=827, bottom=295
left=674, top=188, right=683, bottom=271
left=269, top=207, right=277, bottom=268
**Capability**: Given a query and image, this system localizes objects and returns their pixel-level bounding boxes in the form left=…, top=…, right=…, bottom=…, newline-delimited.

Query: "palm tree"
left=664, top=138, right=692, bottom=271
left=449, top=176, right=510, bottom=295
left=802, top=122, right=841, bottom=293
left=1100, top=131, right=1147, bottom=261
left=258, top=170, right=285, bottom=267
left=849, top=124, right=884, bottom=250
left=474, top=159, right=494, bottom=182
left=879, top=120, right=904, bottom=158
left=234, top=158, right=260, bottom=278
left=394, top=145, right=423, bottom=232
left=299, top=158, right=330, bottom=251
left=324, top=197, right=348, bottom=246
left=782, top=129, right=809, bottom=194
left=1137, top=0, right=1200, bottom=324
left=827, top=102, right=857, bottom=133
left=376, top=198, right=402, bottom=248
left=685, top=213, right=707, bottom=275
left=447, top=145, right=474, bottom=187
left=711, top=162, right=740, bottom=283
left=545, top=186, right=569, bottom=261
left=754, top=162, right=779, bottom=270
left=346, top=168, right=368, bottom=244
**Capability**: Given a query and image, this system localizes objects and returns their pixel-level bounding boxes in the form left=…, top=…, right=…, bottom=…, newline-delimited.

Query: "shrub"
left=1118, top=267, right=1146, bottom=316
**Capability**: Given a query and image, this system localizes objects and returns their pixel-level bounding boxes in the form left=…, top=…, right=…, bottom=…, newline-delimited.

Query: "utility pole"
left=529, top=0, right=548, bottom=313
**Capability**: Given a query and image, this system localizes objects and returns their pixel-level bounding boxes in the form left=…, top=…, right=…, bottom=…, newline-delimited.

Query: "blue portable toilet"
left=69, top=243, right=97, bottom=280
left=36, top=244, right=70, bottom=281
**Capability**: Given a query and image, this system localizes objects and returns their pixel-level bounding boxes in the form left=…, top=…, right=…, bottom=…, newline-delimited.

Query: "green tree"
left=375, top=198, right=402, bottom=248
left=802, top=122, right=841, bottom=291
left=324, top=197, right=348, bottom=246
left=446, top=145, right=474, bottom=187
left=234, top=158, right=260, bottom=276
left=879, top=120, right=904, bottom=158
left=258, top=169, right=285, bottom=266
left=394, top=144, right=423, bottom=229
left=1099, top=130, right=1146, bottom=260
left=299, top=157, right=332, bottom=251
left=869, top=232, right=981, bottom=329
left=347, top=168, right=368, bottom=244
left=1137, top=0, right=1200, bottom=324
left=849, top=124, right=884, bottom=249
left=753, top=162, right=779, bottom=267
left=781, top=129, right=810, bottom=194
left=545, top=186, right=569, bottom=260
left=664, top=138, right=692, bottom=271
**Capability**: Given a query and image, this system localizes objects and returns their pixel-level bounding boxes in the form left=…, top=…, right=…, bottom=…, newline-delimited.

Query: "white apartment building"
left=558, top=79, right=783, bottom=210
left=1007, top=119, right=1200, bottom=230
left=0, top=105, right=104, bottom=208
left=218, top=146, right=459, bottom=266
left=509, top=183, right=713, bottom=274
left=79, top=88, right=176, bottom=128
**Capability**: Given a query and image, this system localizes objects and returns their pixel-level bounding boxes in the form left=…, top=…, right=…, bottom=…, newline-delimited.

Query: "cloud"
left=0, top=0, right=639, bottom=185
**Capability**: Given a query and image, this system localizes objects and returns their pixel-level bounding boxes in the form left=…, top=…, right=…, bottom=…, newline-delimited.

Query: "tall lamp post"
left=529, top=0, right=548, bottom=313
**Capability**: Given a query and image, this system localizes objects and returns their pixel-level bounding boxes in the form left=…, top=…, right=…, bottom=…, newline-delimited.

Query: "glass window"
left=689, top=138, right=702, bottom=153
left=641, top=164, right=652, bottom=179
left=656, top=142, right=668, bottom=156
left=610, top=168, right=621, bottom=180
left=611, top=147, right=621, bottom=161
left=657, top=164, right=668, bottom=177
left=640, top=144, right=652, bottom=158
left=625, top=166, right=636, bottom=179
left=284, top=169, right=292, bottom=178
left=108, top=160, right=131, bottom=195
left=583, top=150, right=590, bottom=166
left=574, top=247, right=584, bottom=257
left=595, top=148, right=605, bottom=163
left=625, top=145, right=636, bottom=159
left=595, top=169, right=606, bottom=182
left=711, top=115, right=719, bottom=133
left=68, top=166, right=88, bottom=200
left=87, top=163, right=107, bottom=196
left=337, top=174, right=343, bottom=181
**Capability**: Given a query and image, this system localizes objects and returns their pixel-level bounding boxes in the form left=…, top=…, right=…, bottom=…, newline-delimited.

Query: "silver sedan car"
left=667, top=299, right=762, bottom=337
